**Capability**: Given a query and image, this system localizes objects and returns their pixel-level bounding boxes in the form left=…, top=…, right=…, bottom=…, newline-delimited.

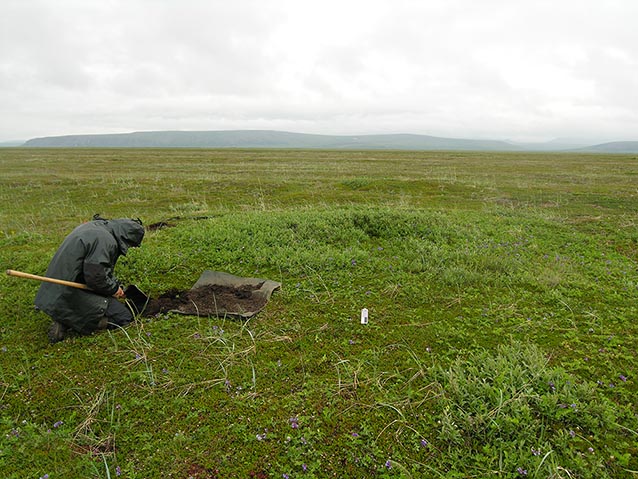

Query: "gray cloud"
left=1, top=0, right=637, bottom=142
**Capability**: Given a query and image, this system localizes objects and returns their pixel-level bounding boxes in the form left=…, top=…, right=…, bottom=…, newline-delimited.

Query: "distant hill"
left=20, top=130, right=638, bottom=152
left=22, top=130, right=522, bottom=151
left=576, top=141, right=638, bottom=154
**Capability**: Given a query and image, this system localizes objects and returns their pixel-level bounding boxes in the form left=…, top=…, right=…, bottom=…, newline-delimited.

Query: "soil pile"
left=143, top=282, right=266, bottom=317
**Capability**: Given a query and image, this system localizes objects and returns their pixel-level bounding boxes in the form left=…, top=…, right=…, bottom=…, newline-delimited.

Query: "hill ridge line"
left=20, top=130, right=638, bottom=152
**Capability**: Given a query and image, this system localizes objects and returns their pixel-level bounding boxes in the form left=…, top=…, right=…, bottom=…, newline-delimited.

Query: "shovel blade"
left=124, top=285, right=149, bottom=316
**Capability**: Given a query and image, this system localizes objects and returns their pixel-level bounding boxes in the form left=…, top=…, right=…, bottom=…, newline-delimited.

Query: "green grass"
left=1, top=148, right=637, bottom=478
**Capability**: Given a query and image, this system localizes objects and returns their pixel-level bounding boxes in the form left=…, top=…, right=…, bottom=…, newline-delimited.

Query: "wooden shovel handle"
left=6, top=269, right=92, bottom=290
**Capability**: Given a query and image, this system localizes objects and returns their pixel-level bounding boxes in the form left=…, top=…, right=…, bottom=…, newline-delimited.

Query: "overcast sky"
left=1, top=0, right=637, bottom=143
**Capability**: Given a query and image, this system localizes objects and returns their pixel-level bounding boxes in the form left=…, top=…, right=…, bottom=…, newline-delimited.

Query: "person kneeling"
left=35, top=215, right=145, bottom=343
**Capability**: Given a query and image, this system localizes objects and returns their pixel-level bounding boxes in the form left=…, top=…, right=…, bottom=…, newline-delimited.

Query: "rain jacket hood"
left=104, top=219, right=145, bottom=255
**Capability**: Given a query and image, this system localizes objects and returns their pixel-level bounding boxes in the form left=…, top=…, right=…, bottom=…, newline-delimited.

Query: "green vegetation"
left=1, top=148, right=637, bottom=478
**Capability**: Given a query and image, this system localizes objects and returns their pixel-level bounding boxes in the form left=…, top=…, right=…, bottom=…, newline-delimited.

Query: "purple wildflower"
left=385, top=460, right=392, bottom=469
left=619, top=374, right=627, bottom=382
left=116, top=466, right=122, bottom=476
left=283, top=474, right=289, bottom=479
left=290, top=417, right=299, bottom=429
left=351, top=432, right=359, bottom=437
left=420, top=439, right=428, bottom=448
left=53, top=421, right=63, bottom=428
left=302, top=463, right=307, bottom=472
left=531, top=447, right=541, bottom=456
left=517, top=467, right=528, bottom=476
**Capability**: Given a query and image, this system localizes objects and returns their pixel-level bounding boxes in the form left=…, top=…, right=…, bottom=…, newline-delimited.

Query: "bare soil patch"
left=143, top=282, right=266, bottom=317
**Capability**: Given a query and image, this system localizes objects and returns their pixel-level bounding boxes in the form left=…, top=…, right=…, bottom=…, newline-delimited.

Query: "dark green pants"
left=104, top=297, right=133, bottom=328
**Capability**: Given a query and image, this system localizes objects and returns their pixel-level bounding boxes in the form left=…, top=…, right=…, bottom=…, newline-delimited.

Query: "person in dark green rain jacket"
left=35, top=216, right=145, bottom=343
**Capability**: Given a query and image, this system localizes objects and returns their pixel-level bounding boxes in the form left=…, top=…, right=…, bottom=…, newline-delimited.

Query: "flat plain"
left=1, top=148, right=637, bottom=478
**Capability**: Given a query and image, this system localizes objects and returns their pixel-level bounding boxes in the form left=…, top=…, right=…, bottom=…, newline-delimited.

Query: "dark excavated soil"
left=143, top=283, right=266, bottom=317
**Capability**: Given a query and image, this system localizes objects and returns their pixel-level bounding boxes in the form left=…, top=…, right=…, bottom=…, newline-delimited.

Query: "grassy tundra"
left=1, top=148, right=637, bottom=478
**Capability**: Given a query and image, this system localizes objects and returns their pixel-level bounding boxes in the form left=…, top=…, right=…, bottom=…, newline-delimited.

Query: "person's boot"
left=97, top=317, right=109, bottom=330
left=48, top=321, right=67, bottom=344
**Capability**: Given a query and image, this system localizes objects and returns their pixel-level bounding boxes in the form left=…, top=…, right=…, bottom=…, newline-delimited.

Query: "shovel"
left=6, top=269, right=150, bottom=315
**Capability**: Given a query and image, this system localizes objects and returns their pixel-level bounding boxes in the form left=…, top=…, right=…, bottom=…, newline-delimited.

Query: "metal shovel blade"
left=124, top=284, right=150, bottom=316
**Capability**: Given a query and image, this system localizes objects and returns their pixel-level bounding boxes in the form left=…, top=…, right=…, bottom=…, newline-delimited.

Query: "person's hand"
left=113, top=287, right=126, bottom=299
